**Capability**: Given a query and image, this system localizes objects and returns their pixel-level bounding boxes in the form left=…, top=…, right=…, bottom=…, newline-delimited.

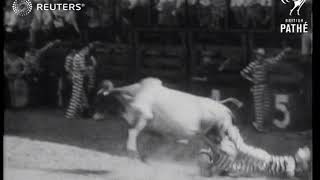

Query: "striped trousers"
left=84, top=70, right=95, bottom=107
left=252, top=84, right=272, bottom=127
left=86, top=70, right=95, bottom=91
left=65, top=74, right=88, bottom=119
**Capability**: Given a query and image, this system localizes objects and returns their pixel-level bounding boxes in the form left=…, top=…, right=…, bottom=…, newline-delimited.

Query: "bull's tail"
left=224, top=124, right=311, bottom=177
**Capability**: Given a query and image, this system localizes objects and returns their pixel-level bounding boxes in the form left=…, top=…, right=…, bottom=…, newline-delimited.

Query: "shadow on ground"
left=4, top=108, right=185, bottom=161
left=20, top=167, right=111, bottom=176
left=4, top=108, right=312, bottom=163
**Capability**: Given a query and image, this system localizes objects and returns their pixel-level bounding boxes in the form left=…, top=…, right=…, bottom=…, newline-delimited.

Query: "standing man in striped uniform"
left=240, top=47, right=292, bottom=132
left=65, top=42, right=98, bottom=119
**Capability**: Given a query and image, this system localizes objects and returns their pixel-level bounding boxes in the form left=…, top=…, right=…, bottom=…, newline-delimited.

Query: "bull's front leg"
left=126, top=118, right=148, bottom=160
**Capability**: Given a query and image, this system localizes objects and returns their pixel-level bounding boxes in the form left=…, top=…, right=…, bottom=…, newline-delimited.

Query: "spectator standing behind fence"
left=64, top=42, right=98, bottom=119
left=4, top=50, right=28, bottom=108
left=240, top=47, right=292, bottom=133
left=24, top=39, right=62, bottom=76
left=4, top=40, right=61, bottom=108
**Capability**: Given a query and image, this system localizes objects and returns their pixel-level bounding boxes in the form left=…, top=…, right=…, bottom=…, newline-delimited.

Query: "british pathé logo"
left=12, top=0, right=85, bottom=16
left=280, top=0, right=308, bottom=33
left=281, top=0, right=306, bottom=16
left=12, top=0, right=33, bottom=16
left=280, top=18, right=308, bottom=33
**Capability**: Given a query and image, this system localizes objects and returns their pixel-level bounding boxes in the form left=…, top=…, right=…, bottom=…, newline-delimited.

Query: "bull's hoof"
left=127, top=150, right=140, bottom=159
left=127, top=150, right=146, bottom=162
left=199, top=166, right=212, bottom=177
left=198, top=149, right=214, bottom=177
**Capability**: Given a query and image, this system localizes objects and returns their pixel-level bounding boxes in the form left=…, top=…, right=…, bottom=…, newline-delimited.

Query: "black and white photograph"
left=4, top=0, right=313, bottom=180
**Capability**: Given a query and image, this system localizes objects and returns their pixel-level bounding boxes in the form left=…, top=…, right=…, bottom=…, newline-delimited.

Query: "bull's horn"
left=220, top=98, right=243, bottom=108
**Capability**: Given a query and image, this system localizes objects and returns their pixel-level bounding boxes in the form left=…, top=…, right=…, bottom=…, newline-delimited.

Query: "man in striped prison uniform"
left=240, top=47, right=292, bottom=132
left=65, top=43, right=97, bottom=119
left=198, top=138, right=311, bottom=177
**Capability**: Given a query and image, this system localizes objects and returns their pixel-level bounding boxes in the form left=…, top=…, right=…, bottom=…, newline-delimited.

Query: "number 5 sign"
left=273, top=94, right=291, bottom=129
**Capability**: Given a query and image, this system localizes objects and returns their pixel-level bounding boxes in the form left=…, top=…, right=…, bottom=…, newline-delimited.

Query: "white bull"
left=93, top=77, right=310, bottom=177
left=94, top=78, right=241, bottom=152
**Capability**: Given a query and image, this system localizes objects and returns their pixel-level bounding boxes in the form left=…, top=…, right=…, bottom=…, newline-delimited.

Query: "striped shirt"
left=73, top=47, right=89, bottom=74
left=241, top=50, right=288, bottom=84
left=65, top=46, right=96, bottom=76
left=64, top=52, right=75, bottom=73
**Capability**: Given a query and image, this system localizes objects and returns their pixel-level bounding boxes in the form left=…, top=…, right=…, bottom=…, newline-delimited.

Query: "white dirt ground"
left=4, top=109, right=312, bottom=180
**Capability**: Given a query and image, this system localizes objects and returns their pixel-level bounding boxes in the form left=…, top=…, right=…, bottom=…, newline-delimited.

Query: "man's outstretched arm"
left=267, top=47, right=292, bottom=65
left=240, top=61, right=256, bottom=82
left=37, top=39, right=62, bottom=56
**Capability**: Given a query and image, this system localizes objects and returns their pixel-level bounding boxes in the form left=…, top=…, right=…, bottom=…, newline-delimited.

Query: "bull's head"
left=92, top=81, right=133, bottom=121
left=92, top=91, right=127, bottom=120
